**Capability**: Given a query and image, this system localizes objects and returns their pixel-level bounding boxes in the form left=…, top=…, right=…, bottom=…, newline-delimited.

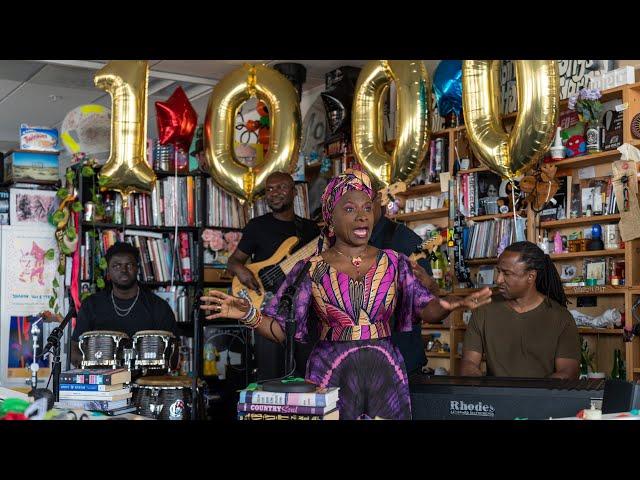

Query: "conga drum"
left=131, top=375, right=203, bottom=420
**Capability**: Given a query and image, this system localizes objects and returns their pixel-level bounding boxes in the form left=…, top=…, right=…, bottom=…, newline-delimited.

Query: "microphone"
left=42, top=290, right=77, bottom=356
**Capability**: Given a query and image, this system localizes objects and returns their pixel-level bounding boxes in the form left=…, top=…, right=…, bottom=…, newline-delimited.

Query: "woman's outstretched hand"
left=200, top=290, right=251, bottom=321
left=438, top=287, right=492, bottom=311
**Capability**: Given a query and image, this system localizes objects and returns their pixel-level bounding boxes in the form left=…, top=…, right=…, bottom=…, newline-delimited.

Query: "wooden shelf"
left=540, top=214, right=620, bottom=229
left=578, top=327, right=624, bottom=335
left=551, top=149, right=625, bottom=171
left=154, top=170, right=204, bottom=178
left=634, top=369, right=640, bottom=374
left=564, top=286, right=627, bottom=296
left=422, top=324, right=449, bottom=331
left=432, top=125, right=470, bottom=136
left=396, top=183, right=441, bottom=196
left=466, top=212, right=525, bottom=222
left=549, top=249, right=625, bottom=260
left=465, top=257, right=499, bottom=265
left=425, top=352, right=450, bottom=358
left=389, top=207, right=449, bottom=222
left=82, top=222, right=200, bottom=232
left=457, top=166, right=489, bottom=175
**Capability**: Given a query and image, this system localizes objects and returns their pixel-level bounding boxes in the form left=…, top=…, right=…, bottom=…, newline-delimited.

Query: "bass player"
left=227, top=171, right=320, bottom=381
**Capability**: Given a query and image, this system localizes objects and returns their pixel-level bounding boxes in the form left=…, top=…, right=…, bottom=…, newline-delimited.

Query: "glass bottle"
left=431, top=249, right=447, bottom=290
left=611, top=349, right=621, bottom=379
left=618, top=349, right=626, bottom=380
left=585, top=120, right=602, bottom=153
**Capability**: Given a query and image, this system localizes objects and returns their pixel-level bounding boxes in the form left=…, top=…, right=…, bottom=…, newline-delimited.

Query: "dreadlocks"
left=504, top=241, right=568, bottom=307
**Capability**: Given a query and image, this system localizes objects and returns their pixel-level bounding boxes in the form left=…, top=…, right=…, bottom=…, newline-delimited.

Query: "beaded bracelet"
left=243, top=309, right=263, bottom=329
left=239, top=301, right=255, bottom=321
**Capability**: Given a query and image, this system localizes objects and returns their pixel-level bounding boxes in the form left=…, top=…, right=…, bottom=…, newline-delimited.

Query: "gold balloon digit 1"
left=462, top=60, right=559, bottom=180
left=94, top=60, right=156, bottom=206
left=204, top=64, right=301, bottom=204
left=352, top=60, right=430, bottom=188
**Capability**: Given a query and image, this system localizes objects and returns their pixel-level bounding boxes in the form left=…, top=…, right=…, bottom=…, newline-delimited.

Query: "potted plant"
left=568, top=88, right=604, bottom=153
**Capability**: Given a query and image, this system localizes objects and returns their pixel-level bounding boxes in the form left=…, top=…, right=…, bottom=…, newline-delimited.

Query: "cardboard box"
left=3, top=149, right=59, bottom=184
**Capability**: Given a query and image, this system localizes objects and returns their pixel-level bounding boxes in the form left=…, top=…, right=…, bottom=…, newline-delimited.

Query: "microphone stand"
left=263, top=261, right=315, bottom=393
left=42, top=301, right=76, bottom=403
left=191, top=289, right=202, bottom=421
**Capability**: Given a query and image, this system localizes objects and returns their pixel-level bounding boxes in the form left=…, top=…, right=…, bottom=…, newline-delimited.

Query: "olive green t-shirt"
left=463, top=295, right=580, bottom=378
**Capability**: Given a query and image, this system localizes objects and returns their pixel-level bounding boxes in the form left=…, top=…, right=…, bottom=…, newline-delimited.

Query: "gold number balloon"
left=352, top=60, right=430, bottom=188
left=94, top=60, right=156, bottom=205
left=205, top=64, right=301, bottom=204
left=462, top=60, right=559, bottom=180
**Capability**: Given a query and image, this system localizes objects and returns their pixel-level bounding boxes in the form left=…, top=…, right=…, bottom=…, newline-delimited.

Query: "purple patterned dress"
left=263, top=248, right=434, bottom=420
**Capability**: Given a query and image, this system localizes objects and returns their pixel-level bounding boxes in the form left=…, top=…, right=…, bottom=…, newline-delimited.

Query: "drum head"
left=133, top=330, right=175, bottom=338
left=135, top=375, right=194, bottom=388
left=79, top=330, right=129, bottom=339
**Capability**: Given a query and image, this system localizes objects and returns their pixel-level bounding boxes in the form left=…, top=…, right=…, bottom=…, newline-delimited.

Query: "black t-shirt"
left=369, top=216, right=432, bottom=374
left=71, top=288, right=177, bottom=341
left=236, top=213, right=320, bottom=263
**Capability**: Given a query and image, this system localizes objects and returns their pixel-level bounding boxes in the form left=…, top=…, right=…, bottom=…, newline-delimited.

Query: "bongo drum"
left=132, top=330, right=175, bottom=373
left=78, top=330, right=129, bottom=369
left=131, top=375, right=203, bottom=420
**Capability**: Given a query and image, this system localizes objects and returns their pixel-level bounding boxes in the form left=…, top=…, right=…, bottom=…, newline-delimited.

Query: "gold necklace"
left=334, top=246, right=369, bottom=276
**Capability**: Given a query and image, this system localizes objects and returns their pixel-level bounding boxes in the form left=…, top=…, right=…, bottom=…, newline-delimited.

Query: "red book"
left=179, top=232, right=192, bottom=282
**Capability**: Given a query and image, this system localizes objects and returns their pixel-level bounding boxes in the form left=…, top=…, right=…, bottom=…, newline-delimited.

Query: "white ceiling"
left=0, top=60, right=442, bottom=152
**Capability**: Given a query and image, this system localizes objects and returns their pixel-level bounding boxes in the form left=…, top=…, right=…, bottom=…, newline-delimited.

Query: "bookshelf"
left=408, top=81, right=640, bottom=378
left=70, top=156, right=246, bottom=385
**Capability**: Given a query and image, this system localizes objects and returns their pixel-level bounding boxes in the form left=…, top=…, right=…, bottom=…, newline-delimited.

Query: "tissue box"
left=19, top=124, right=59, bottom=152
left=2, top=150, right=59, bottom=184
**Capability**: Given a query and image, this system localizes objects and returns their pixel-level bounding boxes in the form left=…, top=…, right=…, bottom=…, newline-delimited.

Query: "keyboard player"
left=460, top=241, right=580, bottom=379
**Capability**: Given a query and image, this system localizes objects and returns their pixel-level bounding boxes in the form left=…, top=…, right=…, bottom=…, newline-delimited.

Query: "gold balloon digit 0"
left=462, top=60, right=559, bottom=180
left=94, top=60, right=156, bottom=205
left=352, top=60, right=430, bottom=188
left=205, top=64, right=301, bottom=204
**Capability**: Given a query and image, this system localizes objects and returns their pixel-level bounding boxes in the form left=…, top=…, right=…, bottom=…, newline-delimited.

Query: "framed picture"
left=560, top=264, right=578, bottom=282
left=9, top=188, right=58, bottom=225
left=584, top=258, right=607, bottom=286
left=1, top=225, right=62, bottom=385
left=477, top=265, right=495, bottom=287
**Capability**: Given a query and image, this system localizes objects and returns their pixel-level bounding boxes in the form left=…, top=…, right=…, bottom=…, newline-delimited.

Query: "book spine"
left=239, top=391, right=330, bottom=407
left=238, top=412, right=323, bottom=421
left=59, top=374, right=112, bottom=385
left=237, top=403, right=328, bottom=415
left=59, top=383, right=112, bottom=391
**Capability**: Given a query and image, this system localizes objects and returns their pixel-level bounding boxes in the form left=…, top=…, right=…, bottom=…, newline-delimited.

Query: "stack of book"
left=237, top=386, right=340, bottom=420
left=55, top=368, right=135, bottom=415
left=207, top=179, right=246, bottom=228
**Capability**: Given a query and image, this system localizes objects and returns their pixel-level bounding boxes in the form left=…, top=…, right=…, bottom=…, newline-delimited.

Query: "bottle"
left=431, top=249, right=447, bottom=290
left=611, top=349, right=621, bottom=379
left=618, top=350, right=626, bottom=380
left=203, top=344, right=218, bottom=377
left=554, top=231, right=563, bottom=254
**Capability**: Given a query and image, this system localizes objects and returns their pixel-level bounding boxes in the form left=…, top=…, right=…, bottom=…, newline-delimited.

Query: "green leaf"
left=58, top=264, right=66, bottom=275
left=87, top=230, right=97, bottom=239
left=60, top=243, right=72, bottom=256
left=65, top=169, right=75, bottom=183
left=81, top=292, right=92, bottom=302
left=66, top=226, right=76, bottom=241
left=54, top=305, right=60, bottom=314
left=98, top=257, right=108, bottom=271
left=96, top=277, right=105, bottom=289
left=49, top=297, right=55, bottom=308
left=52, top=210, right=66, bottom=224
left=81, top=166, right=95, bottom=178
left=56, top=188, right=69, bottom=199
left=45, top=249, right=55, bottom=261
left=96, top=204, right=105, bottom=216
left=71, top=201, right=83, bottom=213
left=98, top=175, right=110, bottom=187
left=52, top=277, right=59, bottom=288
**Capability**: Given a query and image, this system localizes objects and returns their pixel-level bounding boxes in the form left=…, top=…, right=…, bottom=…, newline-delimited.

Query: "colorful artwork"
left=9, top=188, right=58, bottom=225
left=3, top=226, right=58, bottom=309
left=8, top=315, right=47, bottom=369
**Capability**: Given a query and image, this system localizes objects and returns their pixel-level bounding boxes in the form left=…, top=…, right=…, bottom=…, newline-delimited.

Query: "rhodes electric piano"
left=410, top=375, right=605, bottom=420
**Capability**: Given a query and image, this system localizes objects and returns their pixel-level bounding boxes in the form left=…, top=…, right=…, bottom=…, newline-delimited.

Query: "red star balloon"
left=155, top=86, right=197, bottom=153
